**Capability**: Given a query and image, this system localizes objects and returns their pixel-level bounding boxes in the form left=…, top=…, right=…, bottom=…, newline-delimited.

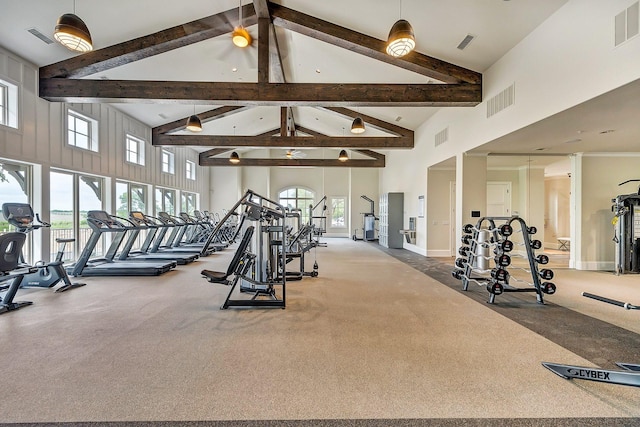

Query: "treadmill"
left=123, top=212, right=199, bottom=264
left=149, top=212, right=213, bottom=256
left=67, top=210, right=176, bottom=277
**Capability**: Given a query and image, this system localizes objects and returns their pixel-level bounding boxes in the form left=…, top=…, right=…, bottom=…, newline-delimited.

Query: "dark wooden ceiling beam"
left=199, top=157, right=385, bottom=167
left=258, top=17, right=271, bottom=84
left=198, top=148, right=233, bottom=163
left=152, top=105, right=251, bottom=137
left=317, top=107, right=413, bottom=137
left=252, top=0, right=271, bottom=19
left=40, top=4, right=257, bottom=79
left=39, top=78, right=481, bottom=107
left=354, top=149, right=385, bottom=160
left=153, top=134, right=412, bottom=149
left=269, top=2, right=481, bottom=85
left=269, top=24, right=286, bottom=84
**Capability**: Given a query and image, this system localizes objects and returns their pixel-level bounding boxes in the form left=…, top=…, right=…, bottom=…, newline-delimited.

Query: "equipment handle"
left=582, top=292, right=637, bottom=310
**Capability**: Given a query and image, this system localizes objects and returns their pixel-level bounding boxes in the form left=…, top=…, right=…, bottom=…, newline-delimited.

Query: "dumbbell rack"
left=452, top=216, right=556, bottom=304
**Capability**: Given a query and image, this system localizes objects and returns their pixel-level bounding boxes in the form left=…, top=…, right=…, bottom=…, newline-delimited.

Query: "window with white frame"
left=181, top=191, right=198, bottom=214
left=161, top=149, right=175, bottom=174
left=186, top=160, right=196, bottom=180
left=67, top=109, right=98, bottom=152
left=125, top=134, right=145, bottom=165
left=0, top=78, right=19, bottom=129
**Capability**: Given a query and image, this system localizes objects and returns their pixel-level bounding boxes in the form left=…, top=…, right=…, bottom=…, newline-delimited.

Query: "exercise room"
left=1, top=1, right=639, bottom=426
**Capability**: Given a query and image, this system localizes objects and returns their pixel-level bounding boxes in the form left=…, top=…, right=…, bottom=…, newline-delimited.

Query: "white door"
left=487, top=182, right=511, bottom=217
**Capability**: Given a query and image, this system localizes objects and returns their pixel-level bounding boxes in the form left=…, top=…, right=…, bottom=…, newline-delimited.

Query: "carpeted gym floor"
left=0, top=238, right=639, bottom=426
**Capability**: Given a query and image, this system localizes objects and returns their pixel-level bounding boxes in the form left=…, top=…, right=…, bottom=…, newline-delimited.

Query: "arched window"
left=278, top=187, right=315, bottom=224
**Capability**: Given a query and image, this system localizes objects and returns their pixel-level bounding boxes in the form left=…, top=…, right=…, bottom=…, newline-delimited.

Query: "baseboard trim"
left=404, top=244, right=427, bottom=256
left=426, top=249, right=451, bottom=257
left=575, top=261, right=614, bottom=271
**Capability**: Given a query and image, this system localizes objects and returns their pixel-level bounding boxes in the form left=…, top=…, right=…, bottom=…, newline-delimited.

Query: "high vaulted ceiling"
left=1, top=0, right=572, bottom=166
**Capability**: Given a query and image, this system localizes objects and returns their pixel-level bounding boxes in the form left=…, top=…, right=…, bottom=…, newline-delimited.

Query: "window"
left=116, top=181, right=147, bottom=218
left=181, top=192, right=198, bottom=214
left=0, top=78, right=18, bottom=129
left=278, top=187, right=315, bottom=224
left=161, top=149, right=175, bottom=174
left=186, top=160, right=196, bottom=180
left=50, top=170, right=104, bottom=261
left=125, top=134, right=145, bottom=165
left=67, top=109, right=98, bottom=152
left=331, top=197, right=346, bottom=228
left=155, top=187, right=176, bottom=215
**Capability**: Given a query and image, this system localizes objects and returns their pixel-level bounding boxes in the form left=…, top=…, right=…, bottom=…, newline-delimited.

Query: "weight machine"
left=612, top=179, right=640, bottom=275
left=202, top=189, right=286, bottom=309
left=309, top=195, right=327, bottom=247
left=353, top=195, right=378, bottom=241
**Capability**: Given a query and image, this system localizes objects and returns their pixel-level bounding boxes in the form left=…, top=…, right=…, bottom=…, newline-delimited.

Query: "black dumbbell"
left=535, top=254, right=549, bottom=265
left=530, top=239, right=542, bottom=250
left=539, top=269, right=554, bottom=280
left=500, top=240, right=514, bottom=253
left=455, top=258, right=467, bottom=268
left=463, top=224, right=475, bottom=234
left=458, top=246, right=470, bottom=256
left=541, top=282, right=556, bottom=295
left=461, top=235, right=472, bottom=245
left=487, top=281, right=504, bottom=295
left=452, top=269, right=465, bottom=280
left=494, top=254, right=511, bottom=267
left=527, top=226, right=537, bottom=235
left=490, top=267, right=509, bottom=281
left=499, top=224, right=513, bottom=237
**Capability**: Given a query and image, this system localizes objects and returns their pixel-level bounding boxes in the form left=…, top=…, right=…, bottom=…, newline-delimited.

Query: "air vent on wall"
left=457, top=34, right=475, bottom=50
left=486, top=83, right=515, bottom=118
left=27, top=28, right=54, bottom=44
left=435, top=127, right=449, bottom=147
left=615, top=2, right=639, bottom=46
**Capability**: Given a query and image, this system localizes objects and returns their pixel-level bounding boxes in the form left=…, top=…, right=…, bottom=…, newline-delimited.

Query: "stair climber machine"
left=201, top=189, right=286, bottom=309
left=353, top=195, right=378, bottom=241
left=612, top=179, right=640, bottom=275
left=1, top=202, right=86, bottom=293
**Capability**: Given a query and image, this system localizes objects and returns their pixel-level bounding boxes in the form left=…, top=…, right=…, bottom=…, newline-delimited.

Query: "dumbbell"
left=494, top=254, right=511, bottom=267
left=490, top=267, right=509, bottom=282
left=486, top=281, right=504, bottom=295
left=452, top=269, right=465, bottom=280
left=527, top=226, right=537, bottom=235
left=455, top=258, right=467, bottom=269
left=540, top=282, right=556, bottom=295
left=459, top=246, right=471, bottom=257
left=530, top=239, right=542, bottom=250
left=463, top=223, right=513, bottom=237
left=539, top=268, right=554, bottom=280
left=494, top=240, right=514, bottom=253
left=535, top=254, right=549, bottom=265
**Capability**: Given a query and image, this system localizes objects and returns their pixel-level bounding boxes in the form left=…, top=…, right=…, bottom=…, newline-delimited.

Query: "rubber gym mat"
left=377, top=245, right=640, bottom=371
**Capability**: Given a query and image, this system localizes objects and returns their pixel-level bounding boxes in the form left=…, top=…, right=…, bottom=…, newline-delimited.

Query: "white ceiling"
left=13, top=0, right=636, bottom=167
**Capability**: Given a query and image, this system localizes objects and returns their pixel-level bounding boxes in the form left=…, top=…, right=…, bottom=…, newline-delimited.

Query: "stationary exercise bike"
left=1, top=202, right=86, bottom=293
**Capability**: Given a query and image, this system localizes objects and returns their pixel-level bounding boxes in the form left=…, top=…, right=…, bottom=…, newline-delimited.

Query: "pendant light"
left=54, top=0, right=93, bottom=53
left=351, top=117, right=365, bottom=134
left=338, top=150, right=349, bottom=162
left=386, top=1, right=415, bottom=58
left=186, top=106, right=202, bottom=132
left=229, top=152, right=240, bottom=164
left=232, top=0, right=252, bottom=48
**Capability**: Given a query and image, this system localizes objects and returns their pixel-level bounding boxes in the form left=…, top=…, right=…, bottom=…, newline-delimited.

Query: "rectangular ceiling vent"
left=615, top=2, right=639, bottom=46
left=27, top=28, right=54, bottom=45
left=457, top=34, right=475, bottom=50
left=435, top=127, right=449, bottom=147
left=486, top=83, right=515, bottom=119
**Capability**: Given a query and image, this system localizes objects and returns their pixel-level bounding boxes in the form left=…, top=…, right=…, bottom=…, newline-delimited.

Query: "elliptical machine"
left=1, top=202, right=86, bottom=292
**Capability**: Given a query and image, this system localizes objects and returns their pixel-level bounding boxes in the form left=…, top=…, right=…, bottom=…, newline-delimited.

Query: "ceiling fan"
left=284, top=149, right=307, bottom=159
left=214, top=0, right=258, bottom=69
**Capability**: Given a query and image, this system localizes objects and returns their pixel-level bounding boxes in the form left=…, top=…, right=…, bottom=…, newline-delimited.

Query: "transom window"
left=0, top=78, right=18, bottom=129
left=67, top=109, right=98, bottom=152
left=278, top=187, right=315, bottom=224
left=125, top=134, right=145, bottom=165
left=186, top=160, right=196, bottom=180
left=161, top=149, right=175, bottom=174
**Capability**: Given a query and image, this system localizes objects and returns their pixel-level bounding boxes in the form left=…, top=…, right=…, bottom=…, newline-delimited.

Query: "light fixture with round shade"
left=351, top=117, right=365, bottom=134
left=386, top=19, right=415, bottom=58
left=229, top=152, right=240, bottom=164
left=54, top=12, right=93, bottom=52
left=232, top=26, right=252, bottom=48
left=186, top=114, right=202, bottom=132
left=286, top=150, right=293, bottom=159
left=338, top=150, right=349, bottom=162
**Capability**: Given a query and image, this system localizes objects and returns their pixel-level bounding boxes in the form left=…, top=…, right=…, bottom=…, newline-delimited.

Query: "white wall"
left=0, top=46, right=209, bottom=260
left=381, top=0, right=640, bottom=266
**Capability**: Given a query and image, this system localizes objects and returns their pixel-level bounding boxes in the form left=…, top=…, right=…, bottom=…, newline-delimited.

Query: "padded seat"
left=201, top=226, right=254, bottom=285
